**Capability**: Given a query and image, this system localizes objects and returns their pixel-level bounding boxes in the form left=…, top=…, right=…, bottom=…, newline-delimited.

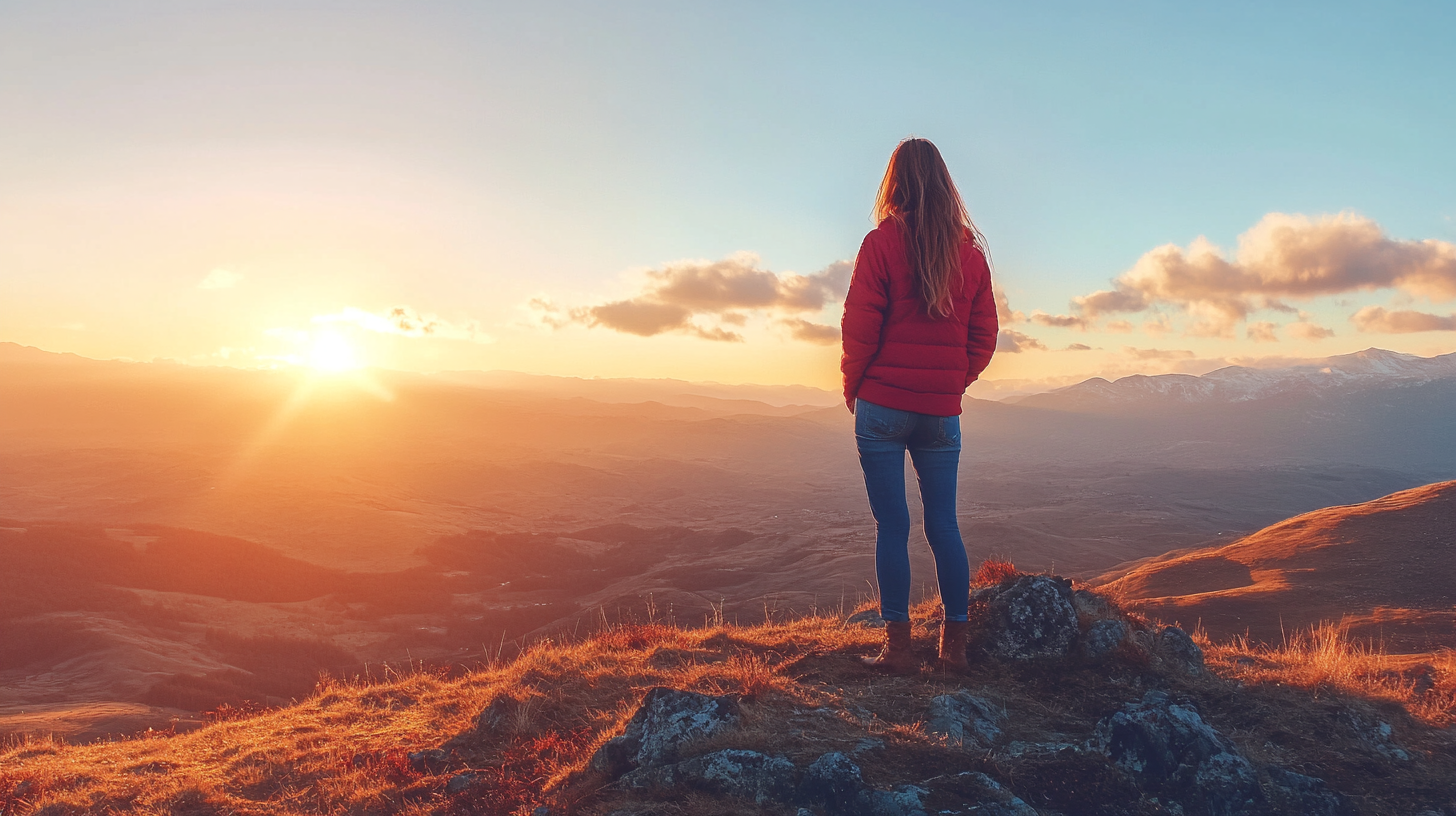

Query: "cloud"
left=198, top=268, right=242, bottom=289
left=557, top=253, right=851, bottom=343
left=1287, top=321, right=1335, bottom=340
left=1105, top=320, right=1134, bottom=333
left=996, top=330, right=1047, bottom=353
left=1124, top=347, right=1196, bottom=361
left=313, top=306, right=493, bottom=343
left=1247, top=321, right=1279, bottom=343
left=994, top=287, right=1025, bottom=324
left=1350, top=306, right=1456, bottom=333
left=778, top=317, right=840, bottom=345
left=1068, top=212, right=1456, bottom=335
left=1029, top=311, right=1090, bottom=329
left=1066, top=343, right=1092, bottom=351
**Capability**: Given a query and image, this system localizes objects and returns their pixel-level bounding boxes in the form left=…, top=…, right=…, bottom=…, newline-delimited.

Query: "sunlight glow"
left=308, top=331, right=361, bottom=372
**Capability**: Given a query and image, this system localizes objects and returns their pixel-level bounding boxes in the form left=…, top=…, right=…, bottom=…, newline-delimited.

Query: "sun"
left=308, top=331, right=361, bottom=372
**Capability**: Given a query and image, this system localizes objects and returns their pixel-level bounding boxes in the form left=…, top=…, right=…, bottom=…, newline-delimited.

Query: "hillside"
left=2, top=570, right=1452, bottom=816
left=1098, top=482, right=1456, bottom=652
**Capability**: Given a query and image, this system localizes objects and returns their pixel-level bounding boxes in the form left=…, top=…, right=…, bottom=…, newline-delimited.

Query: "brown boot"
left=861, top=621, right=918, bottom=674
left=938, top=620, right=971, bottom=672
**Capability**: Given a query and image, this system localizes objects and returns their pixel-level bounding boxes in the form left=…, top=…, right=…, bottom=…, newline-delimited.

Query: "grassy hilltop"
left=1, top=564, right=1453, bottom=816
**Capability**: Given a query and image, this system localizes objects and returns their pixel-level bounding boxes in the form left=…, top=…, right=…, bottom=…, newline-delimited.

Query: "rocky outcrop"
left=1079, top=618, right=1130, bottom=660
left=925, top=691, right=1004, bottom=749
left=1265, top=767, right=1356, bottom=816
left=588, top=687, right=741, bottom=777
left=1154, top=624, right=1206, bottom=675
left=978, top=575, right=1081, bottom=660
left=620, top=748, right=796, bottom=805
left=590, top=690, right=933, bottom=815
left=1095, top=690, right=1261, bottom=816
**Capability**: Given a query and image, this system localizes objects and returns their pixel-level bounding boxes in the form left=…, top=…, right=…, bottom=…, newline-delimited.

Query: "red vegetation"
left=973, top=557, right=1019, bottom=587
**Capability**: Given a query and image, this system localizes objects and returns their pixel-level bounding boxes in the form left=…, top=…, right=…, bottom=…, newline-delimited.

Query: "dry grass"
left=0, top=613, right=883, bottom=816
left=1198, top=621, right=1456, bottom=727
left=3, top=588, right=1453, bottom=816
left=972, top=556, right=1019, bottom=588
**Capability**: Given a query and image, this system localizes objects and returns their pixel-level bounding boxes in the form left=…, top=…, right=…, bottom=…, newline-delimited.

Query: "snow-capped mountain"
left=1017, top=348, right=1456, bottom=408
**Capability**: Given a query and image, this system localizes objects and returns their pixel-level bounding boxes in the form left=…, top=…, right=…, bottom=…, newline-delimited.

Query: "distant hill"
left=1098, top=481, right=1456, bottom=652
left=1015, top=348, right=1456, bottom=410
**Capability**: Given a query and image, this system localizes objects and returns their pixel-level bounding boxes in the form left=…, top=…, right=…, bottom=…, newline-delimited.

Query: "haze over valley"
left=3, top=342, right=1454, bottom=739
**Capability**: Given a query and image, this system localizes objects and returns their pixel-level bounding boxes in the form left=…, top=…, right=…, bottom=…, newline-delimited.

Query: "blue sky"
left=2, top=2, right=1453, bottom=389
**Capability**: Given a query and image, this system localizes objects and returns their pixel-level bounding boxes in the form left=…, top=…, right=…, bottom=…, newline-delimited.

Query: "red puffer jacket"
left=840, top=220, right=998, bottom=416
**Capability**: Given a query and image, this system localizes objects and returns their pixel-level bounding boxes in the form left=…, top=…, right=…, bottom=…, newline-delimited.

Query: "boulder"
left=407, top=748, right=449, bottom=774
left=982, top=576, right=1079, bottom=660
left=797, top=751, right=864, bottom=813
left=797, top=751, right=929, bottom=816
left=1154, top=625, right=1205, bottom=675
left=847, top=609, right=887, bottom=629
left=1080, top=619, right=1129, bottom=661
left=620, top=749, right=796, bottom=806
left=1095, top=691, right=1262, bottom=816
left=587, top=687, right=741, bottom=777
left=1345, top=713, right=1411, bottom=762
left=919, top=772, right=1038, bottom=816
left=925, top=691, right=1004, bottom=748
left=1265, top=767, right=1355, bottom=816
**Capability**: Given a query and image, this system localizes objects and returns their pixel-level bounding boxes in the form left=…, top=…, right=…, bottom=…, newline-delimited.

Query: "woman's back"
left=841, top=219, right=997, bottom=417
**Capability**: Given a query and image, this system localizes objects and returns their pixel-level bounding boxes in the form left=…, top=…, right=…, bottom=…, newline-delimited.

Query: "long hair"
left=872, top=138, right=987, bottom=318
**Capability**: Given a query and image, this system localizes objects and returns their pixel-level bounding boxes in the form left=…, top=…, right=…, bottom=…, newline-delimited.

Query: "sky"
left=2, top=1, right=1455, bottom=393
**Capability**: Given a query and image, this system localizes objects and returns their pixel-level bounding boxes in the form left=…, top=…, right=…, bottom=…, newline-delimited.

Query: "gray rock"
left=864, top=784, right=929, bottom=816
left=407, top=748, right=449, bottom=774
left=1155, top=625, right=1205, bottom=675
left=852, top=737, right=886, bottom=755
left=796, top=753, right=933, bottom=816
left=621, top=748, right=796, bottom=805
left=1265, top=767, right=1355, bottom=816
left=984, top=575, right=1080, bottom=660
left=587, top=686, right=741, bottom=777
left=1095, top=691, right=1261, bottom=816
left=1189, top=751, right=1262, bottom=816
left=920, top=772, right=1037, bottom=816
left=1081, top=618, right=1130, bottom=660
left=444, top=771, right=479, bottom=794
left=589, top=735, right=637, bottom=777
left=1348, top=715, right=1410, bottom=762
left=926, top=691, right=1004, bottom=748
left=847, top=609, right=887, bottom=628
left=798, top=751, right=865, bottom=812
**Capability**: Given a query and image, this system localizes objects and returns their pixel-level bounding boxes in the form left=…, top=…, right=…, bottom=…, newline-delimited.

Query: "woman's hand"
left=846, top=396, right=856, bottom=414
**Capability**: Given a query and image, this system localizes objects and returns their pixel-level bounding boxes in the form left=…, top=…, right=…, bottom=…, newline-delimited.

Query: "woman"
left=841, top=137, right=999, bottom=673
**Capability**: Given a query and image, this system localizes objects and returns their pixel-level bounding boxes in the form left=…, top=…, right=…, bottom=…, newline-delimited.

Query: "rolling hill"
left=1098, top=481, right=1456, bottom=652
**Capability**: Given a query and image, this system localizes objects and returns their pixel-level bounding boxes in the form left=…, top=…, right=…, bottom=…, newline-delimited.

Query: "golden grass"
left=0, top=613, right=884, bottom=816
left=3, top=582, right=1452, bottom=816
left=1197, top=621, right=1456, bottom=727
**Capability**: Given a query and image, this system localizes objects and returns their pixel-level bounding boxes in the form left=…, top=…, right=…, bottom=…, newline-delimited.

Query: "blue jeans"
left=854, top=398, right=970, bottom=623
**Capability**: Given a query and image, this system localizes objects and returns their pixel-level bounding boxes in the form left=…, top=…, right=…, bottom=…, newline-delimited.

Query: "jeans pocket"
left=855, top=399, right=911, bottom=440
left=932, top=415, right=962, bottom=450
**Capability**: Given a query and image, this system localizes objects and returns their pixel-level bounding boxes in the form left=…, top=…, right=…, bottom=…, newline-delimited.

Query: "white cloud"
left=1067, top=212, right=1456, bottom=336
left=548, top=253, right=852, bottom=343
left=1350, top=306, right=1456, bottom=333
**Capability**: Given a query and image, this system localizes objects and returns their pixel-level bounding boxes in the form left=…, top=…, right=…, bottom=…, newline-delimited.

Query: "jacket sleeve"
left=840, top=232, right=888, bottom=408
left=964, top=257, right=999, bottom=385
